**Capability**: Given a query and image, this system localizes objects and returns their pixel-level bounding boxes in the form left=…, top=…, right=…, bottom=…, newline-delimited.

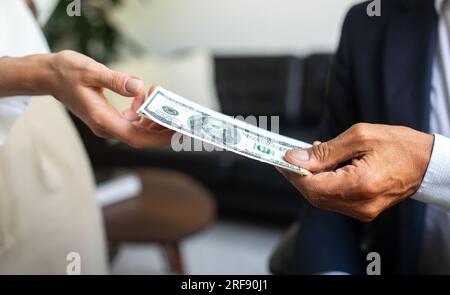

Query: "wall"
left=111, top=0, right=364, bottom=56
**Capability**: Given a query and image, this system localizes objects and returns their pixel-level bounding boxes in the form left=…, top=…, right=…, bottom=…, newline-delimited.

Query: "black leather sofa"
left=72, top=54, right=333, bottom=223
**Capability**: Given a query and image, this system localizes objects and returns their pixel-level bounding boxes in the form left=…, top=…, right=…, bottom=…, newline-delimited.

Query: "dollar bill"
left=137, top=87, right=312, bottom=176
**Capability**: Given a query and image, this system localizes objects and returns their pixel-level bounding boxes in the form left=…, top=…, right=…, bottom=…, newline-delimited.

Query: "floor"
left=110, top=220, right=284, bottom=275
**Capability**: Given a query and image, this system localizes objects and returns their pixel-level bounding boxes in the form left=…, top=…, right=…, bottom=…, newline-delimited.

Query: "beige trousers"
left=0, top=96, right=107, bottom=274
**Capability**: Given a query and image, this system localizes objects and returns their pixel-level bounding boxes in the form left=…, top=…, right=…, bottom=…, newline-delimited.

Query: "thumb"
left=96, top=68, right=144, bottom=97
left=285, top=130, right=362, bottom=172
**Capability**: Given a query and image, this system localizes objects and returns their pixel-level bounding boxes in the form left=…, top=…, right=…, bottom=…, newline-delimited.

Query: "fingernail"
left=125, top=78, right=143, bottom=94
left=287, top=149, right=310, bottom=161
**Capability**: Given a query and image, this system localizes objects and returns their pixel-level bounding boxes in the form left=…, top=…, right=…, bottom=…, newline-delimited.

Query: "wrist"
left=412, top=131, right=434, bottom=190
left=0, top=54, right=58, bottom=97
left=35, top=53, right=60, bottom=97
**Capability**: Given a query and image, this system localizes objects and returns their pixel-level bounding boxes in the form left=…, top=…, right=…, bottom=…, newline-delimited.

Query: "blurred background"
left=42, top=0, right=362, bottom=275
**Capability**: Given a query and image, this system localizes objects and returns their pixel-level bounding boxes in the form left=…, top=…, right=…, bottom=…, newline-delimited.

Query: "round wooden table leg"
left=162, top=242, right=184, bottom=275
left=108, top=242, right=120, bottom=263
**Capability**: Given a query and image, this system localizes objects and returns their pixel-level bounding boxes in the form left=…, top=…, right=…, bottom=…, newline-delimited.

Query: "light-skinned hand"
left=49, top=50, right=174, bottom=148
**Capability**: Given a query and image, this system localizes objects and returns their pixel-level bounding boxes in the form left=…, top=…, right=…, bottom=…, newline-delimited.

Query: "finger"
left=147, top=85, right=158, bottom=96
left=130, top=87, right=148, bottom=113
left=80, top=87, right=172, bottom=147
left=131, top=85, right=159, bottom=112
left=135, top=117, right=170, bottom=132
left=282, top=165, right=363, bottom=200
left=284, top=124, right=371, bottom=172
left=122, top=109, right=140, bottom=122
left=91, top=65, right=144, bottom=97
left=99, top=110, right=174, bottom=148
left=93, top=128, right=114, bottom=140
left=139, top=118, right=154, bottom=127
left=278, top=165, right=383, bottom=222
left=142, top=120, right=168, bottom=131
left=309, top=197, right=376, bottom=222
left=277, top=167, right=365, bottom=217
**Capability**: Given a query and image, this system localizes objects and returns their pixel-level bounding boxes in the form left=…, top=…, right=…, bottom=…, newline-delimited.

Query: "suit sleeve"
left=321, top=6, right=361, bottom=140
left=412, top=134, right=450, bottom=211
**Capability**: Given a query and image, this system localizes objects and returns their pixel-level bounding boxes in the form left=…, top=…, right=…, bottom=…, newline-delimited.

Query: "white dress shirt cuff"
left=412, top=134, right=450, bottom=211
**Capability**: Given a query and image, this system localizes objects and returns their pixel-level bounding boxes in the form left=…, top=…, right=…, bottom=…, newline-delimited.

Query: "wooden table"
left=103, top=169, right=216, bottom=274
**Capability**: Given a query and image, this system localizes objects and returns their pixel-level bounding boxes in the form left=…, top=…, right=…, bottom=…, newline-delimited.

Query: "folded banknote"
left=137, top=87, right=311, bottom=175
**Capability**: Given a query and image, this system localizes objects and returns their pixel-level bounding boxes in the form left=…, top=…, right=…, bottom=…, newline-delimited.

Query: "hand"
left=279, top=123, right=434, bottom=222
left=49, top=50, right=173, bottom=148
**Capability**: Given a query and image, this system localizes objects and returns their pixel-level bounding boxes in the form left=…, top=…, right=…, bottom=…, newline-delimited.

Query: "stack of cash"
left=138, top=87, right=311, bottom=176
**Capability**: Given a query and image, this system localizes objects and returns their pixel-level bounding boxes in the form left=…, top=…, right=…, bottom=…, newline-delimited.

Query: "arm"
left=0, top=51, right=173, bottom=148
left=0, top=54, right=55, bottom=97
left=321, top=5, right=360, bottom=141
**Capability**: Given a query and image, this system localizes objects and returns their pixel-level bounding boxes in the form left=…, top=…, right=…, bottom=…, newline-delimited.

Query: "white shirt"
left=415, top=0, right=450, bottom=274
left=0, top=0, right=57, bottom=144
left=0, top=1, right=107, bottom=274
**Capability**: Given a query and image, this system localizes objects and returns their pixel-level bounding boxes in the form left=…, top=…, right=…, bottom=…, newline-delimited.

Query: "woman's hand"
left=0, top=50, right=173, bottom=147
left=48, top=50, right=173, bottom=148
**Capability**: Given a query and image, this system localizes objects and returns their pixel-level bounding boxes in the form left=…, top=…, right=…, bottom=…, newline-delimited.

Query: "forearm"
left=0, top=54, right=57, bottom=98
left=412, top=134, right=450, bottom=211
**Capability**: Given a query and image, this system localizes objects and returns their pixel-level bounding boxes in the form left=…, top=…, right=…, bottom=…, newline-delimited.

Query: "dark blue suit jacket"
left=326, top=0, right=436, bottom=137
left=324, top=0, right=437, bottom=273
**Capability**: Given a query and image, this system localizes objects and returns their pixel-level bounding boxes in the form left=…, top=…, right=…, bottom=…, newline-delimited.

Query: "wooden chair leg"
left=162, top=242, right=184, bottom=275
left=107, top=241, right=121, bottom=263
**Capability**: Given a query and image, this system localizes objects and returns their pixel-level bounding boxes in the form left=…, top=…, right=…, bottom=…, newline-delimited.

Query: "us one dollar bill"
left=137, top=87, right=311, bottom=176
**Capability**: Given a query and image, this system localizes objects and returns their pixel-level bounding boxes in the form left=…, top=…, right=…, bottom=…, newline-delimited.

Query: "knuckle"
left=303, top=192, right=322, bottom=208
left=110, top=71, right=125, bottom=91
left=351, top=123, right=371, bottom=141
left=361, top=181, right=379, bottom=197
left=311, top=141, right=331, bottom=162
left=90, top=113, right=105, bottom=129
left=91, top=127, right=107, bottom=139
left=307, top=197, right=321, bottom=209
left=58, top=50, right=75, bottom=58
left=358, top=206, right=379, bottom=223
left=97, top=133, right=109, bottom=140
left=358, top=216, right=372, bottom=223
left=56, top=50, right=98, bottom=80
left=84, top=63, right=101, bottom=77
left=57, top=50, right=82, bottom=66
left=127, top=138, right=144, bottom=149
left=359, top=171, right=381, bottom=197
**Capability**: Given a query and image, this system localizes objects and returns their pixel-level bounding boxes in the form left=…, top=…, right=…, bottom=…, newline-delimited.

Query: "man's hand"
left=49, top=50, right=173, bottom=148
left=279, top=123, right=434, bottom=222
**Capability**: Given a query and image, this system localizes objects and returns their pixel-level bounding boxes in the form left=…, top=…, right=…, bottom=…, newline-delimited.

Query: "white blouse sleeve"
left=33, top=0, right=58, bottom=25
left=0, top=97, right=31, bottom=145
left=0, top=0, right=54, bottom=145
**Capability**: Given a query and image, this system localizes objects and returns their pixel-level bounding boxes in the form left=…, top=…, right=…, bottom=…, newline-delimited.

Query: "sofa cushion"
left=299, top=54, right=333, bottom=126
left=215, top=56, right=302, bottom=123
